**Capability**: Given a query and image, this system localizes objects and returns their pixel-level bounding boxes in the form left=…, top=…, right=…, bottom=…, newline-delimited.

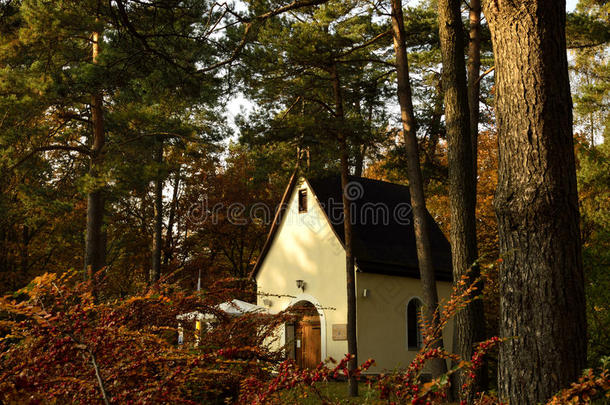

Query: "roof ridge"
left=251, top=173, right=453, bottom=281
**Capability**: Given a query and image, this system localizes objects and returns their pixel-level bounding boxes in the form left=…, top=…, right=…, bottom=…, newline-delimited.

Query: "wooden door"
left=295, top=314, right=321, bottom=369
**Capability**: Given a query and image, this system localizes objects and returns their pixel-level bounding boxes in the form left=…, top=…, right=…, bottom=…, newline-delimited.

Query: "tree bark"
left=150, top=138, right=163, bottom=284
left=467, top=0, right=482, bottom=187
left=84, top=30, right=106, bottom=280
left=332, top=63, right=358, bottom=397
left=482, top=1, right=587, bottom=403
left=390, top=0, right=447, bottom=378
left=438, top=0, right=487, bottom=400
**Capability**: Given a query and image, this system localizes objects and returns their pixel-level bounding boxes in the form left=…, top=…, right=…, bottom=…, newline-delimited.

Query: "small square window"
left=298, top=189, right=307, bottom=213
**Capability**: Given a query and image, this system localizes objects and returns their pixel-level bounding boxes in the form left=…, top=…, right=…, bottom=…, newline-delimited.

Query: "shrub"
left=0, top=268, right=607, bottom=404
left=0, top=270, right=286, bottom=404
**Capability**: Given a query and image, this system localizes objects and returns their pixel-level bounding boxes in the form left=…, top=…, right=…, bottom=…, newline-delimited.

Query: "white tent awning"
left=176, top=299, right=275, bottom=321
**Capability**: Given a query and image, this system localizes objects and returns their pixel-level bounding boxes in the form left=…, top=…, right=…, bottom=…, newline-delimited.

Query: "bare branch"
left=336, top=57, right=396, bottom=68
left=568, top=41, right=608, bottom=49
left=197, top=0, right=330, bottom=73
left=277, top=96, right=302, bottom=121
left=115, top=0, right=328, bottom=76
left=475, top=65, right=495, bottom=84
left=304, top=97, right=336, bottom=116
left=112, top=131, right=202, bottom=148
left=84, top=349, right=110, bottom=405
left=70, top=337, right=110, bottom=405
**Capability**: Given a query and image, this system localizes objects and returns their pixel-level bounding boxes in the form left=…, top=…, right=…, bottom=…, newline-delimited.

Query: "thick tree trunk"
left=483, top=1, right=587, bottom=403
left=150, top=139, right=163, bottom=284
left=467, top=0, right=481, bottom=187
left=437, top=0, right=487, bottom=400
left=390, top=0, right=447, bottom=378
left=84, top=30, right=106, bottom=280
left=332, top=64, right=358, bottom=397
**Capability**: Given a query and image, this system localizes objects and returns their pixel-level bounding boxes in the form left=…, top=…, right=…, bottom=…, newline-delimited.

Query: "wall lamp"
left=296, top=279, right=306, bottom=292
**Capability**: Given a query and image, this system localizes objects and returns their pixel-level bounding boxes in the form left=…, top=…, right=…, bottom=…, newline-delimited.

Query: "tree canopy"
left=0, top=0, right=608, bottom=403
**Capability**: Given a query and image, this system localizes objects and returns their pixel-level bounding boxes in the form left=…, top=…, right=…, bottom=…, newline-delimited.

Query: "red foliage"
left=239, top=354, right=375, bottom=404
left=1, top=268, right=607, bottom=404
left=236, top=266, right=609, bottom=405
left=0, top=271, right=287, bottom=404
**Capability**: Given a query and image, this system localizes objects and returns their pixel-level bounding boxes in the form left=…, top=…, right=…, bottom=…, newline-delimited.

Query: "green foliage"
left=567, top=0, right=610, bottom=368
left=577, top=136, right=610, bottom=366
left=0, top=0, right=228, bottom=290
left=0, top=2, right=608, bottom=400
left=237, top=0, right=393, bottom=174
left=567, top=0, right=610, bottom=49
left=568, top=0, right=610, bottom=146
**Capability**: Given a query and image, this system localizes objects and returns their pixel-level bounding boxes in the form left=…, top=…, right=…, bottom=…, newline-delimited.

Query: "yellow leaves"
left=454, top=360, right=469, bottom=370
left=0, top=296, right=43, bottom=319
left=421, top=381, right=435, bottom=392
left=545, top=366, right=610, bottom=405
left=21, top=272, right=58, bottom=291
left=0, top=334, right=24, bottom=342
left=130, top=293, right=171, bottom=305
left=125, top=296, right=147, bottom=304
left=0, top=320, right=16, bottom=329
left=50, top=376, right=90, bottom=385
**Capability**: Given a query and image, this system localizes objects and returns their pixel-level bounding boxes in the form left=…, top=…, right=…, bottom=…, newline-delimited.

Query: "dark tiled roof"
left=251, top=174, right=452, bottom=282
left=308, top=176, right=452, bottom=281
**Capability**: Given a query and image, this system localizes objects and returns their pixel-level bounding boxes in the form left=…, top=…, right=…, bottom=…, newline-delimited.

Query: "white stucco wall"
left=255, top=178, right=348, bottom=362
left=355, top=272, right=454, bottom=373
left=256, top=177, right=454, bottom=372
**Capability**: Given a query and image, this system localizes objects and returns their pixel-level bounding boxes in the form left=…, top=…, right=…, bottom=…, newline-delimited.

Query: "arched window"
left=406, top=297, right=423, bottom=350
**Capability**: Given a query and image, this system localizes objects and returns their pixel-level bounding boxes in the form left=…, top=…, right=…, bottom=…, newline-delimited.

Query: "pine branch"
left=10, top=145, right=92, bottom=171
left=114, top=0, right=329, bottom=75
left=568, top=41, right=608, bottom=49
left=336, top=30, right=391, bottom=58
